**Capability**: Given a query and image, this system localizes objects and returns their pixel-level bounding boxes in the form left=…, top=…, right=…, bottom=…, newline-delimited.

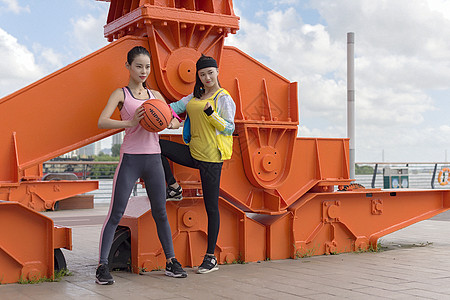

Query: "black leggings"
left=99, top=153, right=174, bottom=264
left=160, top=139, right=223, bottom=254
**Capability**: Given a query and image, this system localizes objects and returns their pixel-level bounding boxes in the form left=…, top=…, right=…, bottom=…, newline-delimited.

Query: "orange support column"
left=0, top=201, right=71, bottom=284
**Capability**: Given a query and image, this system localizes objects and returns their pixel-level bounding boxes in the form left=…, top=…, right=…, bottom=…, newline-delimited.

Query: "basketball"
left=139, top=99, right=172, bottom=132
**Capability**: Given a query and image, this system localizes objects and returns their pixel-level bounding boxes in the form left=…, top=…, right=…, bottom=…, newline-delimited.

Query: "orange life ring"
left=438, top=167, right=450, bottom=186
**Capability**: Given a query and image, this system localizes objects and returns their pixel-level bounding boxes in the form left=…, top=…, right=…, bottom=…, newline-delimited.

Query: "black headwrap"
left=196, top=56, right=218, bottom=71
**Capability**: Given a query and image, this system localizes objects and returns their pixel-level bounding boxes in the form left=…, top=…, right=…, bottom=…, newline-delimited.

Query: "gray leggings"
left=98, top=153, right=174, bottom=264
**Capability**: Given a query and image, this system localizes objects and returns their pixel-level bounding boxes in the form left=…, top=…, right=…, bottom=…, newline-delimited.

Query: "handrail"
left=48, top=161, right=448, bottom=165
left=358, top=162, right=449, bottom=190
left=45, top=161, right=119, bottom=165
left=357, top=162, right=450, bottom=165
left=43, top=160, right=450, bottom=189
left=43, top=161, right=119, bottom=180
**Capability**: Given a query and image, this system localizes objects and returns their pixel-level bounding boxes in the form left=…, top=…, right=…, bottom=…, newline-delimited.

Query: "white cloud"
left=0, top=4, right=109, bottom=97
left=76, top=0, right=106, bottom=9
left=270, top=0, right=300, bottom=5
left=1, top=1, right=449, bottom=162
left=427, top=0, right=450, bottom=19
left=0, top=28, right=44, bottom=97
left=32, top=43, right=64, bottom=70
left=227, top=1, right=450, bottom=161
left=226, top=7, right=347, bottom=131
left=0, top=0, right=30, bottom=14
left=70, top=12, right=108, bottom=55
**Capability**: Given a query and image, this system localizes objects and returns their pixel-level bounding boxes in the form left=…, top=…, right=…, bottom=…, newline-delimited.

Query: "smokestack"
left=347, top=32, right=355, bottom=179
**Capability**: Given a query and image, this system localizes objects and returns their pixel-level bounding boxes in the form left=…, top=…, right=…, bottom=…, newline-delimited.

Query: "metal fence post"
left=371, top=163, right=378, bottom=188
left=431, top=163, right=438, bottom=189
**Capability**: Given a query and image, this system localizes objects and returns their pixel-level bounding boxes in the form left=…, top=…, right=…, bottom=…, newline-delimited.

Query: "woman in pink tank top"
left=95, top=46, right=186, bottom=285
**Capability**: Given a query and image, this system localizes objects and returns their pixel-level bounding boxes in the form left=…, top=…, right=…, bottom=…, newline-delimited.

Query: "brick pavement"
left=1, top=206, right=450, bottom=299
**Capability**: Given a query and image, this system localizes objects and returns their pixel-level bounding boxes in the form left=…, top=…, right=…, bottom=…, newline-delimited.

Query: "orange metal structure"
left=113, top=195, right=265, bottom=273
left=0, top=201, right=72, bottom=284
left=1, top=0, right=450, bottom=280
left=0, top=36, right=159, bottom=210
left=266, top=189, right=450, bottom=259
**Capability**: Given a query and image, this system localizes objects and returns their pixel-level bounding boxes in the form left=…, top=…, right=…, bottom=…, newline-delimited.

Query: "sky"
left=1, top=0, right=450, bottom=163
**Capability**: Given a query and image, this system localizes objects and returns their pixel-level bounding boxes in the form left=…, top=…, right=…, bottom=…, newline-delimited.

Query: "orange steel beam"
left=0, top=36, right=151, bottom=210
left=0, top=180, right=99, bottom=212
left=267, top=189, right=450, bottom=259
left=0, top=201, right=71, bottom=284
left=0, top=37, right=148, bottom=184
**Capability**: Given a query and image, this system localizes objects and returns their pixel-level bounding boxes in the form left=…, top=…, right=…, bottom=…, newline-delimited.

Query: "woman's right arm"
left=98, top=88, right=144, bottom=129
left=169, top=93, right=193, bottom=115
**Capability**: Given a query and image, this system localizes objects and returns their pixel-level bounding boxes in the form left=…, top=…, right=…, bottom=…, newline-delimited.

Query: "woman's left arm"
left=204, top=94, right=236, bottom=135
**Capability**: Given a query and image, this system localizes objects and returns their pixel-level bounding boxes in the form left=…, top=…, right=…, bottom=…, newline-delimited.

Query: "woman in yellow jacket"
left=161, top=54, right=236, bottom=274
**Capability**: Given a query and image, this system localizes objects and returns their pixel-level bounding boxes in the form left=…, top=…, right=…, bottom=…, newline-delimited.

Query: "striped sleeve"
left=206, top=94, right=236, bottom=135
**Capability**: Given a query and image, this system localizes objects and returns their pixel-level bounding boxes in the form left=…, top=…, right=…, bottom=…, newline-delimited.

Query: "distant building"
left=59, top=149, right=79, bottom=159
left=79, top=141, right=102, bottom=156
left=112, top=131, right=124, bottom=146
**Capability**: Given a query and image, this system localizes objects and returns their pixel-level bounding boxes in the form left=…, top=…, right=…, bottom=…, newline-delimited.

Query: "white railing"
left=355, top=162, right=450, bottom=190
left=43, top=161, right=450, bottom=204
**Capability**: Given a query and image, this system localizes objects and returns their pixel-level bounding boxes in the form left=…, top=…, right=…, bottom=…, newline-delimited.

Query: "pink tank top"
left=120, top=87, right=161, bottom=154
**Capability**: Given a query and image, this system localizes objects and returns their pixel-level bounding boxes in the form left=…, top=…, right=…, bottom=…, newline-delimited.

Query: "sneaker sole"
left=165, top=270, right=187, bottom=278
left=95, top=278, right=114, bottom=285
left=166, top=197, right=183, bottom=202
left=197, top=266, right=219, bottom=274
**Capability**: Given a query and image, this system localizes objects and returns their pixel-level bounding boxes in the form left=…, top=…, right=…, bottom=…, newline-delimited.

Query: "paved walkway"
left=1, top=205, right=450, bottom=299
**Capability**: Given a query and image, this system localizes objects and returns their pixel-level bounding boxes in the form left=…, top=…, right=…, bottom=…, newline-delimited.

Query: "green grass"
left=17, top=268, right=73, bottom=284
left=222, top=253, right=247, bottom=265
left=150, top=266, right=164, bottom=272
left=353, top=241, right=383, bottom=253
left=231, top=254, right=247, bottom=264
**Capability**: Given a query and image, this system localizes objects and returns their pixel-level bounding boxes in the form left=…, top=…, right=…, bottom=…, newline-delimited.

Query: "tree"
left=355, top=164, right=374, bottom=175
left=90, top=153, right=119, bottom=179
left=112, top=144, right=121, bottom=157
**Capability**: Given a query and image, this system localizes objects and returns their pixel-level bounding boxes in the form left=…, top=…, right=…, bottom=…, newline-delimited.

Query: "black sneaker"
left=166, top=185, right=183, bottom=201
left=95, top=264, right=114, bottom=285
left=197, top=255, right=219, bottom=274
left=165, top=258, right=187, bottom=278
